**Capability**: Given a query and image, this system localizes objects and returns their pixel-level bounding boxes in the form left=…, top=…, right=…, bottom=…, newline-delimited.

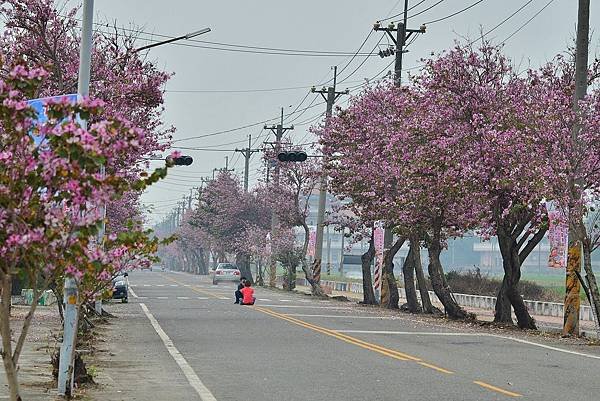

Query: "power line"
left=337, top=30, right=375, bottom=76
left=501, top=0, right=556, bottom=44
left=379, top=0, right=429, bottom=22
left=86, top=19, right=379, bottom=57
left=468, top=0, right=535, bottom=46
left=406, top=0, right=446, bottom=20
left=338, top=34, right=385, bottom=84
left=422, top=0, right=487, bottom=25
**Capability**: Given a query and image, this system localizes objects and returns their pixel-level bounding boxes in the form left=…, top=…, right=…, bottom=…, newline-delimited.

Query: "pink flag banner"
left=547, top=203, right=568, bottom=269
left=307, top=229, right=317, bottom=257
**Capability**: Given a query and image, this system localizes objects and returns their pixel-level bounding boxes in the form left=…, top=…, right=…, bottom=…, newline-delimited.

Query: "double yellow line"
left=256, top=306, right=521, bottom=398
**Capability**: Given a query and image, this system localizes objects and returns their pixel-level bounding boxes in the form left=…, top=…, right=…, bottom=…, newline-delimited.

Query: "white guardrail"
left=295, top=278, right=595, bottom=322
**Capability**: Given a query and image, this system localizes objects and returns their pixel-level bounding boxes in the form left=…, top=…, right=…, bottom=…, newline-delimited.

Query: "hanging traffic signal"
left=166, top=155, right=193, bottom=166
left=277, top=151, right=308, bottom=162
left=378, top=47, right=395, bottom=58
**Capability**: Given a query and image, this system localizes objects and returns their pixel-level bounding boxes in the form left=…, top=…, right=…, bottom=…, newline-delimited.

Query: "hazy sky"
left=82, top=0, right=598, bottom=225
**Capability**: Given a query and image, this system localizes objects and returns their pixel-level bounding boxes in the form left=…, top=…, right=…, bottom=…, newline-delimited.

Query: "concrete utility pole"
left=563, top=0, right=590, bottom=337
left=265, top=108, right=294, bottom=286
left=311, top=66, right=349, bottom=284
left=373, top=0, right=425, bottom=301
left=235, top=135, right=261, bottom=192
left=58, top=0, right=94, bottom=396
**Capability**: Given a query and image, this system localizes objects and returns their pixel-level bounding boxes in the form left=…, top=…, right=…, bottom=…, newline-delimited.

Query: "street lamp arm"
left=134, top=27, right=211, bottom=52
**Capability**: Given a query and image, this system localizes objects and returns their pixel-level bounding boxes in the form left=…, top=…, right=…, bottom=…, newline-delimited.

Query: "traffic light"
left=166, top=155, right=193, bottom=166
left=378, top=47, right=395, bottom=58
left=277, top=151, right=308, bottom=162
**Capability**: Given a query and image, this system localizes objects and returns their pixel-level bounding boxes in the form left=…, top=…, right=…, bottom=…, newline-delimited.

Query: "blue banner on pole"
left=27, top=94, right=79, bottom=146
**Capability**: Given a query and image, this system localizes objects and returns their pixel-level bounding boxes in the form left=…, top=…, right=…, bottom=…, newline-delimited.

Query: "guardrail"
left=294, top=278, right=595, bottom=322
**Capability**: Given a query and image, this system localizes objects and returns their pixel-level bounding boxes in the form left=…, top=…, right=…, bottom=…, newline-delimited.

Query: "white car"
left=212, top=263, right=241, bottom=285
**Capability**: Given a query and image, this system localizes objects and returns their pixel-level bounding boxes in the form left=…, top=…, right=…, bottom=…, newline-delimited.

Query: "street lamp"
left=134, top=27, right=211, bottom=52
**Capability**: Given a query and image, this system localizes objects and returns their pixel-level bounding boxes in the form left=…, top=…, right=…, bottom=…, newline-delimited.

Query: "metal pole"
left=58, top=1, right=93, bottom=396
left=339, top=226, right=345, bottom=276
left=326, top=224, right=331, bottom=275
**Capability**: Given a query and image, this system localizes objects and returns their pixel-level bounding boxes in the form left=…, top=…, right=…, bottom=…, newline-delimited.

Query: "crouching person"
left=240, top=280, right=256, bottom=306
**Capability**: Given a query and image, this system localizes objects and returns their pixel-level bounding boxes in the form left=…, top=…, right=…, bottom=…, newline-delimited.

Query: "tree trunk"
left=0, top=275, right=21, bottom=401
left=427, top=227, right=469, bottom=319
left=411, top=238, right=433, bottom=314
left=582, top=238, right=600, bottom=336
left=494, top=230, right=537, bottom=329
left=300, top=222, right=324, bottom=296
left=300, top=259, right=325, bottom=297
left=401, top=244, right=419, bottom=313
left=360, top=232, right=377, bottom=305
left=381, top=238, right=404, bottom=309
left=236, top=253, right=253, bottom=283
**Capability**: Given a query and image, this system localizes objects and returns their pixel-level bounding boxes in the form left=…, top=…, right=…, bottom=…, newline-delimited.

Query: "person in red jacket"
left=239, top=280, right=256, bottom=305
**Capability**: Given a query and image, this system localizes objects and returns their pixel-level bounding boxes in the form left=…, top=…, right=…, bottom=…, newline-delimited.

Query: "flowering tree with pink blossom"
left=0, top=65, right=170, bottom=400
left=0, top=0, right=173, bottom=236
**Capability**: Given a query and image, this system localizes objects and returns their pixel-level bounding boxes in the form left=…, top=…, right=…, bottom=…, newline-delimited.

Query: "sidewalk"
left=0, top=306, right=60, bottom=400
left=294, top=284, right=598, bottom=337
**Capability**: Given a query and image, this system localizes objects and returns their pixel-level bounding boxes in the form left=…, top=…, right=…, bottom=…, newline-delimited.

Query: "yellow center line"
left=161, top=275, right=223, bottom=299
left=418, top=361, right=454, bottom=374
left=473, top=381, right=523, bottom=398
left=157, top=276, right=520, bottom=398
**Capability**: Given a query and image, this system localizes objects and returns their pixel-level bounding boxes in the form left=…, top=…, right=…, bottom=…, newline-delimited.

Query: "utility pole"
left=311, top=66, right=349, bottom=285
left=373, top=0, right=425, bottom=302
left=235, top=135, right=261, bottom=192
left=563, top=0, right=590, bottom=337
left=58, top=0, right=93, bottom=397
left=265, top=108, right=294, bottom=286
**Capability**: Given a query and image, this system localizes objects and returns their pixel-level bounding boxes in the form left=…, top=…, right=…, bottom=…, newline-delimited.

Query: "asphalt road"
left=94, top=270, right=600, bottom=401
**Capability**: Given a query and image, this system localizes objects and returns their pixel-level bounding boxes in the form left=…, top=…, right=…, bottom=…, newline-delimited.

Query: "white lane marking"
left=157, top=296, right=168, bottom=300
left=143, top=284, right=151, bottom=287
left=184, top=284, right=191, bottom=287
left=197, top=297, right=209, bottom=300
left=129, top=287, right=139, bottom=299
left=140, top=304, right=217, bottom=401
left=177, top=296, right=191, bottom=300
left=218, top=297, right=229, bottom=300
left=170, top=284, right=179, bottom=287
left=298, top=300, right=312, bottom=303
left=319, top=300, right=331, bottom=303
left=495, top=335, right=600, bottom=360
left=129, top=284, right=137, bottom=287
left=258, top=298, right=272, bottom=301
left=285, top=314, right=398, bottom=319
left=279, top=299, right=291, bottom=302
left=156, top=284, right=165, bottom=287
left=258, top=304, right=352, bottom=310
left=332, top=329, right=600, bottom=361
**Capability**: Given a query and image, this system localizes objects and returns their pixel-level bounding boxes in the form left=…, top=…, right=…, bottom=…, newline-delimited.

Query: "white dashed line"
left=140, top=304, right=217, bottom=401
left=258, top=298, right=272, bottom=301
left=129, top=287, right=139, bottom=298
left=156, top=284, right=165, bottom=287
left=170, top=284, right=179, bottom=287
left=143, top=284, right=151, bottom=287
left=177, top=296, right=191, bottom=300
left=156, top=296, right=168, bottom=300
left=197, top=297, right=209, bottom=300
left=279, top=299, right=292, bottom=302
